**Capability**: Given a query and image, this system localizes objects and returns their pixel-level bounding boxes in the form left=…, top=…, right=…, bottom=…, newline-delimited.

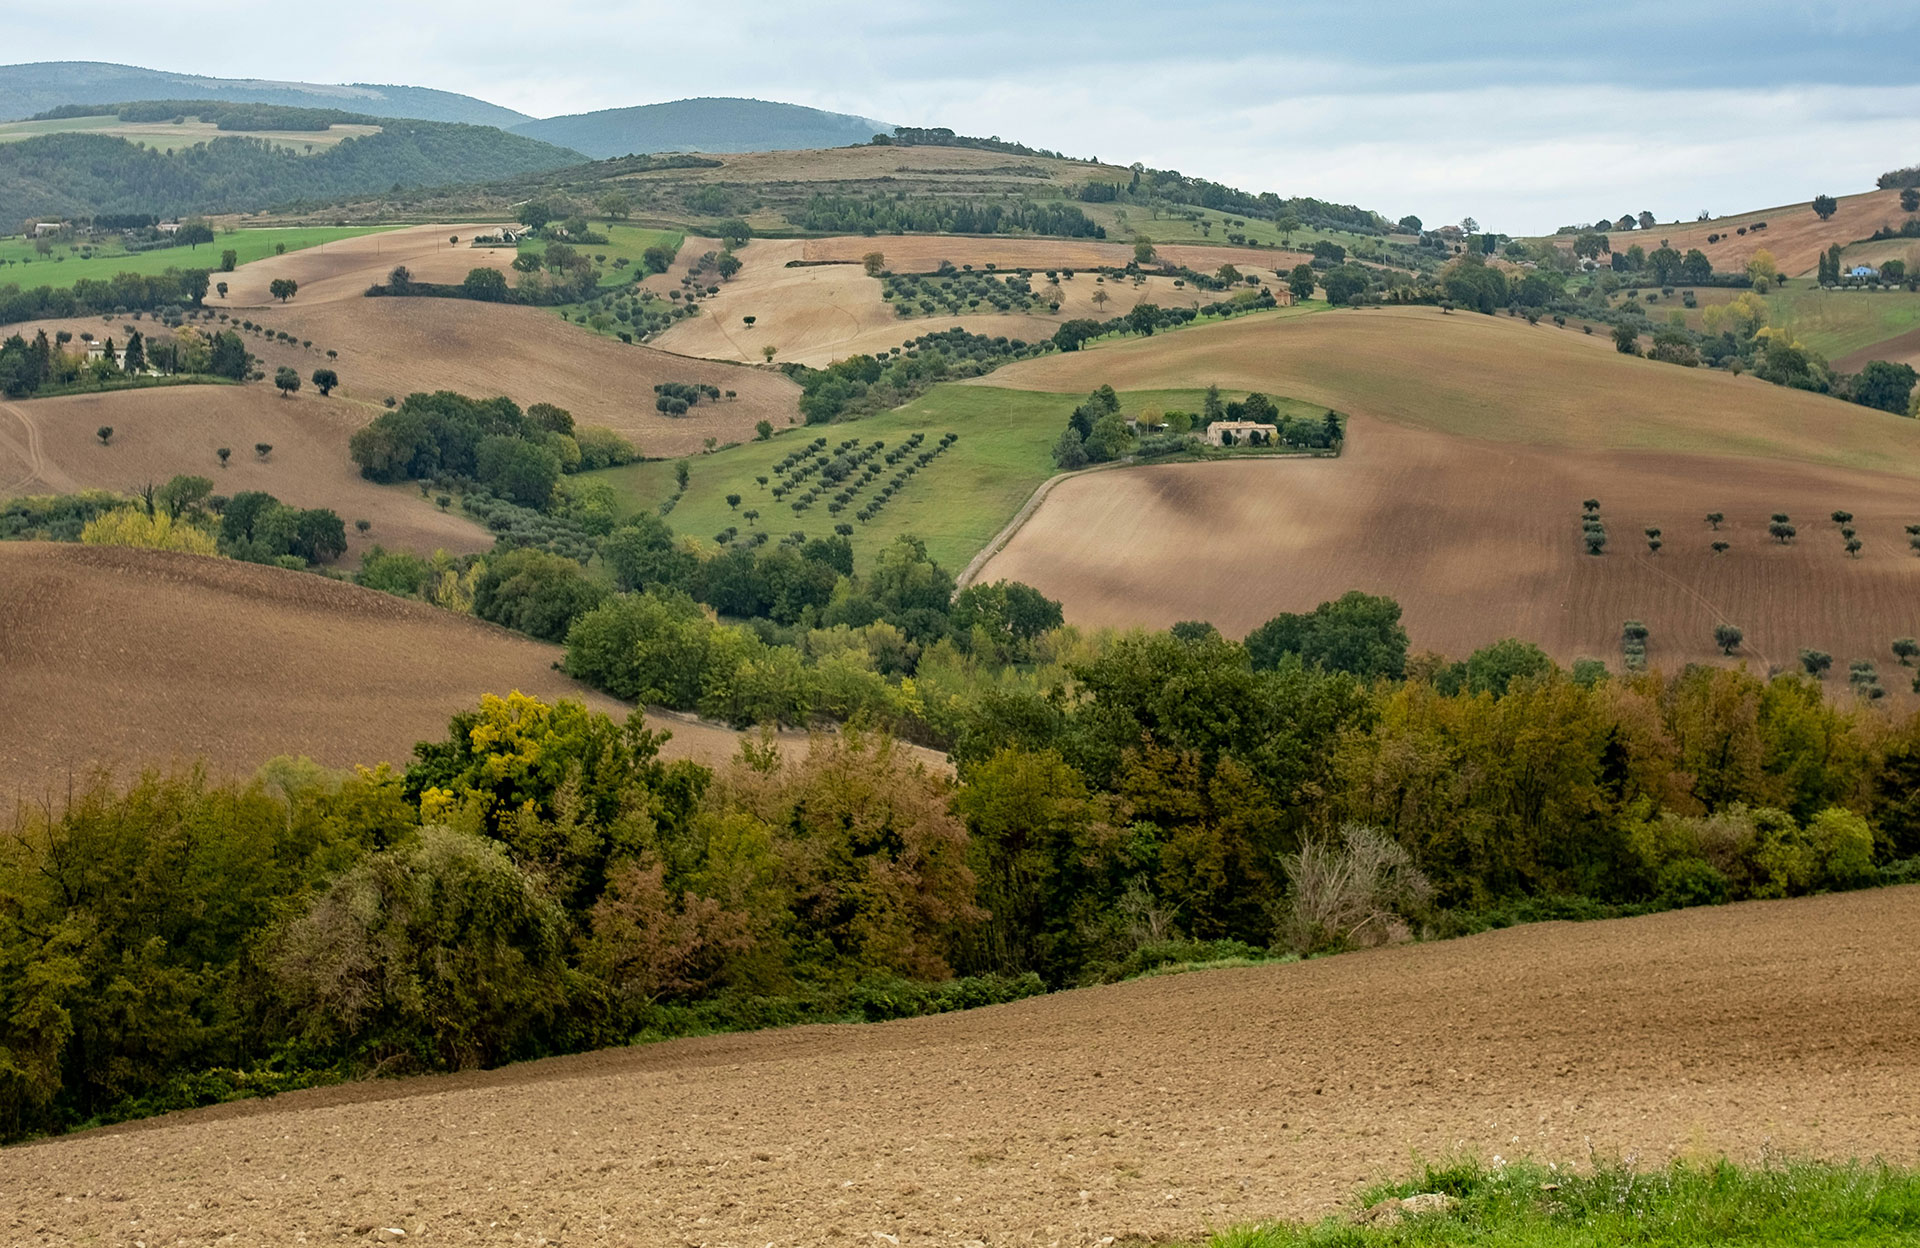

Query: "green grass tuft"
left=1206, top=1159, right=1920, bottom=1247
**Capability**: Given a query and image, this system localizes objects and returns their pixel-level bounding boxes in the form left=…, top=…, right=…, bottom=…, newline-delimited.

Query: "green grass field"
left=1654, top=284, right=1920, bottom=362
left=0, top=226, right=398, bottom=286
left=1770, top=286, right=1920, bottom=362
left=1076, top=201, right=1397, bottom=259
left=516, top=224, right=686, bottom=291
left=588, top=384, right=1257, bottom=574
left=1199, top=1159, right=1920, bottom=1247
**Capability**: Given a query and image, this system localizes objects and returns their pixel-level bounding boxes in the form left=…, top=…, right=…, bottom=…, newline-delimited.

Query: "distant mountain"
left=0, top=62, right=532, bottom=128
left=510, top=97, right=892, bottom=158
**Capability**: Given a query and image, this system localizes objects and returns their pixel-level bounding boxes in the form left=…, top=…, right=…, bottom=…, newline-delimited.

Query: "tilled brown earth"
left=5, top=887, right=1917, bottom=1246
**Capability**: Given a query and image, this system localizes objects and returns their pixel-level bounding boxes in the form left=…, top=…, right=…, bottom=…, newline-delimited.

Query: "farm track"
left=0, top=401, right=49, bottom=495
left=5, top=886, right=1916, bottom=1245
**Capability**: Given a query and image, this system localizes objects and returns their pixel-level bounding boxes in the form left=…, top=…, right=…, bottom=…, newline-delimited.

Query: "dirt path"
left=5, top=886, right=1916, bottom=1246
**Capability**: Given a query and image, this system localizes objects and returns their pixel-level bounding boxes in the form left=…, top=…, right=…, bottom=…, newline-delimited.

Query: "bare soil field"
left=211, top=223, right=519, bottom=308
left=0, top=544, right=757, bottom=799
left=978, top=305, right=1920, bottom=476
left=1596, top=188, right=1914, bottom=278
left=621, top=142, right=1138, bottom=189
left=802, top=232, right=1303, bottom=276
left=5, top=886, right=1915, bottom=1245
left=242, top=299, right=797, bottom=455
left=655, top=238, right=1216, bottom=366
left=979, top=413, right=1920, bottom=670
left=0, top=387, right=487, bottom=560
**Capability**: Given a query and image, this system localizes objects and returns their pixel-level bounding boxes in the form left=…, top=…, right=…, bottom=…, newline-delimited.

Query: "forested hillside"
left=0, top=117, right=582, bottom=224
left=0, top=61, right=532, bottom=127
left=511, top=97, right=891, bottom=158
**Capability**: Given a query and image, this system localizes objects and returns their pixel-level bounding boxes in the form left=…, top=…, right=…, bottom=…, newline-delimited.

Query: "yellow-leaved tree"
left=79, top=507, right=219, bottom=555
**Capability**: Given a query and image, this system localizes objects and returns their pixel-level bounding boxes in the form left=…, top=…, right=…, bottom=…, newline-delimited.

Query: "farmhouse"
left=1851, top=265, right=1881, bottom=279
left=1206, top=420, right=1277, bottom=447
left=30, top=221, right=64, bottom=236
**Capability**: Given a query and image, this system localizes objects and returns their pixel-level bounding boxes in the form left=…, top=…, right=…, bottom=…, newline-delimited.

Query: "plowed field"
left=5, top=886, right=1915, bottom=1245
left=0, top=387, right=487, bottom=561
left=0, top=544, right=755, bottom=798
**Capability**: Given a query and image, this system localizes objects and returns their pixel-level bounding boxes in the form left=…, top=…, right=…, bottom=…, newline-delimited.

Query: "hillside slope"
left=0, top=543, right=752, bottom=796
left=510, top=96, right=891, bottom=158
left=0, top=61, right=532, bottom=127
left=0, top=121, right=581, bottom=225
left=7, top=886, right=1914, bottom=1243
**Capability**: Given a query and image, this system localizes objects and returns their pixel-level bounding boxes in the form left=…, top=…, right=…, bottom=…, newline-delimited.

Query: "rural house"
left=1850, top=265, right=1880, bottom=279
left=1206, top=420, right=1278, bottom=447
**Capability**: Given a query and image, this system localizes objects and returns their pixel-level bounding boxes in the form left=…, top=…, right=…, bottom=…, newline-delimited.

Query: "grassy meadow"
left=588, top=383, right=1248, bottom=574
left=0, top=225, right=398, bottom=285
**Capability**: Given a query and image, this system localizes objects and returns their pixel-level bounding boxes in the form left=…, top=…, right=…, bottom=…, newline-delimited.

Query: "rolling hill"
left=0, top=543, right=762, bottom=798
left=0, top=61, right=533, bottom=127
left=970, top=306, right=1920, bottom=669
left=510, top=96, right=892, bottom=158
left=0, top=108, right=582, bottom=228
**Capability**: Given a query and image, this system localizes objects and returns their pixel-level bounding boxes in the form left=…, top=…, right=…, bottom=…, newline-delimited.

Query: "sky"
left=10, top=0, right=1920, bottom=234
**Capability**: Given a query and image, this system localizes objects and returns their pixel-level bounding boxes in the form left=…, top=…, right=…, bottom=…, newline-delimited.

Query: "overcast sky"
left=12, top=0, right=1919, bottom=234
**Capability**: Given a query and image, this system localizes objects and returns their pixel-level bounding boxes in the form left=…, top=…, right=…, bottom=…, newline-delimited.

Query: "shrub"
left=1279, top=824, right=1433, bottom=955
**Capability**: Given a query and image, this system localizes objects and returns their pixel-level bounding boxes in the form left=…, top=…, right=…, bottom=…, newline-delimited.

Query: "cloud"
left=5, top=0, right=1915, bottom=231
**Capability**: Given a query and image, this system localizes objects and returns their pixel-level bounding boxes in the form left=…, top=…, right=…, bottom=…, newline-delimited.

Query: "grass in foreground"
left=588, top=384, right=1253, bottom=574
left=1204, top=1159, right=1920, bottom=1247
left=0, top=226, right=397, bottom=285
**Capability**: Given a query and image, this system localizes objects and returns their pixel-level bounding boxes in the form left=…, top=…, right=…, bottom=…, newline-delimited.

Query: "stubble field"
left=3, top=885, right=1914, bottom=1245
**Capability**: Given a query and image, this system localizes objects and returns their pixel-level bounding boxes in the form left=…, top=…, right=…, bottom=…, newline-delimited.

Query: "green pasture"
left=588, top=383, right=1247, bottom=575
left=0, top=226, right=398, bottom=286
left=515, top=223, right=686, bottom=291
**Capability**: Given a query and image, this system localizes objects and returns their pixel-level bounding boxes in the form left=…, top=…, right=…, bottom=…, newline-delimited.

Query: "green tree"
left=473, top=548, right=607, bottom=641
left=475, top=435, right=562, bottom=510
left=1811, top=193, right=1838, bottom=220
left=1287, top=264, right=1317, bottom=302
left=1851, top=360, right=1917, bottom=414
left=268, top=277, right=298, bottom=303
left=272, top=827, right=571, bottom=1070
left=599, top=514, right=698, bottom=593
left=1465, top=638, right=1553, bottom=695
left=1715, top=623, right=1744, bottom=654
left=273, top=366, right=301, bottom=397
left=1245, top=591, right=1409, bottom=679
left=462, top=267, right=509, bottom=301
left=219, top=248, right=238, bottom=272
left=310, top=367, right=338, bottom=396
left=1612, top=322, right=1640, bottom=354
